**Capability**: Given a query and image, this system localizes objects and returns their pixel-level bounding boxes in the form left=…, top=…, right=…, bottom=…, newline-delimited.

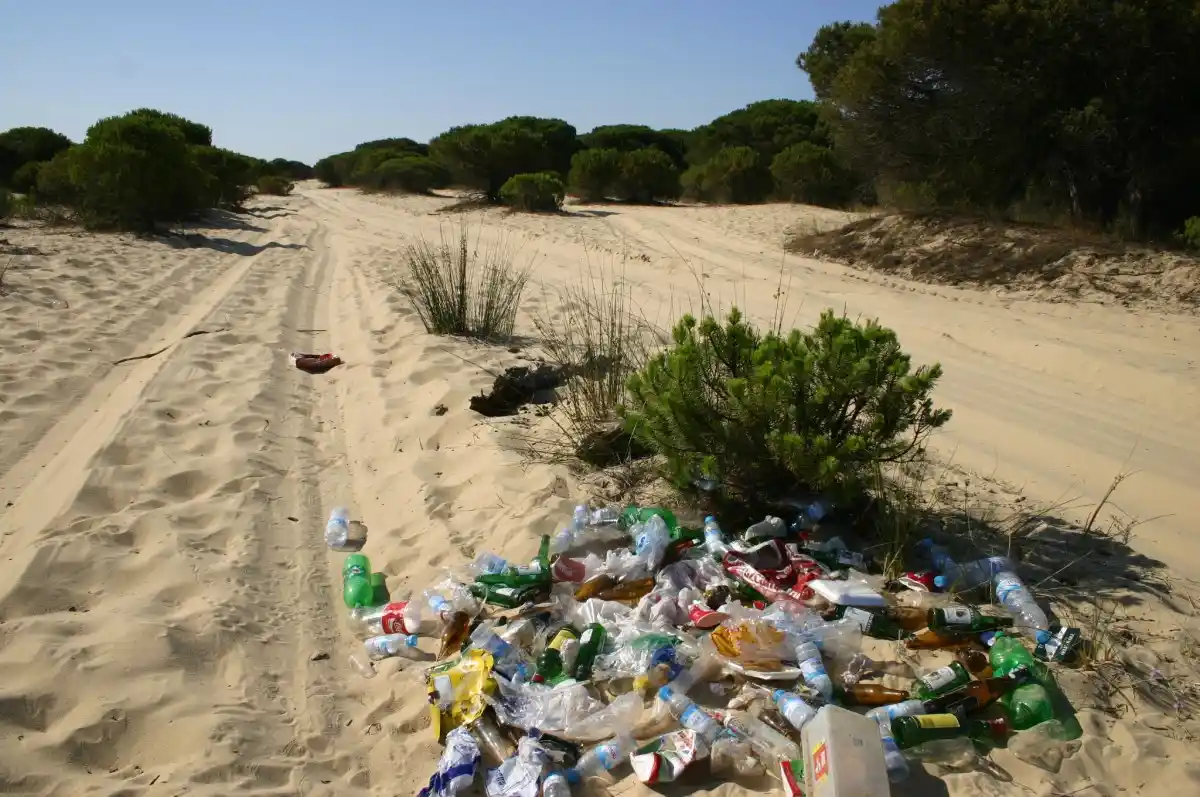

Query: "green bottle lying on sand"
left=476, top=535, right=552, bottom=588
left=989, top=632, right=1083, bottom=739
left=891, top=714, right=1009, bottom=750
left=343, top=554, right=374, bottom=609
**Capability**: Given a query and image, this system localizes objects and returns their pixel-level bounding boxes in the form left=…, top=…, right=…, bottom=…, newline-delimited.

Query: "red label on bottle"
left=381, top=601, right=409, bottom=634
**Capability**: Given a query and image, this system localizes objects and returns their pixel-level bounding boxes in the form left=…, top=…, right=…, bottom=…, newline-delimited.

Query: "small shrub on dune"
left=617, top=148, right=681, bottom=203
left=256, top=174, right=294, bottom=196
left=500, top=172, right=565, bottom=212
left=10, top=161, right=43, bottom=195
left=398, top=223, right=529, bottom=340
left=620, top=308, right=952, bottom=503
left=367, top=155, right=449, bottom=194
left=771, top=142, right=857, bottom=207
left=1177, top=217, right=1200, bottom=251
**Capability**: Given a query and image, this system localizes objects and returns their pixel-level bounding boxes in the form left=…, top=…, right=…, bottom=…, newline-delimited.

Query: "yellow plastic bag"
left=710, top=619, right=788, bottom=671
left=425, top=649, right=495, bottom=740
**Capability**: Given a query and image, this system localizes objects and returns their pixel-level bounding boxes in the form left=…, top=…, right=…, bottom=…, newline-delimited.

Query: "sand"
left=1, top=188, right=1198, bottom=797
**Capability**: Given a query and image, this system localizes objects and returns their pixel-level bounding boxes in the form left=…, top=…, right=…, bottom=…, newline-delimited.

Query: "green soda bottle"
left=911, top=661, right=972, bottom=700
left=476, top=535, right=552, bottom=587
left=989, top=632, right=1081, bottom=738
left=891, top=714, right=1010, bottom=750
left=619, top=506, right=678, bottom=533
left=533, top=626, right=579, bottom=683
left=572, top=622, right=608, bottom=681
left=929, top=605, right=1014, bottom=634
left=343, top=554, right=374, bottom=608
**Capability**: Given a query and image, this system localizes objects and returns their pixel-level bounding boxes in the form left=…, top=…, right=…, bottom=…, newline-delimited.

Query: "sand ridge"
left=0, top=188, right=1198, bottom=796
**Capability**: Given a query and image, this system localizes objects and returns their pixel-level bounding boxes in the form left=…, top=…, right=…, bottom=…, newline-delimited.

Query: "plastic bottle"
left=702, top=516, right=729, bottom=560
left=572, top=622, right=607, bottom=681
left=793, top=499, right=831, bottom=531
left=324, top=507, right=350, bottom=548
left=877, top=723, right=912, bottom=784
left=723, top=711, right=801, bottom=761
left=342, top=554, right=374, bottom=608
left=473, top=551, right=510, bottom=576
left=992, top=569, right=1051, bottom=643
left=658, top=686, right=724, bottom=742
left=551, top=507, right=625, bottom=554
left=565, top=733, right=636, bottom=784
left=351, top=601, right=410, bottom=636
left=842, top=653, right=915, bottom=686
left=587, top=505, right=621, bottom=526
left=773, top=689, right=818, bottom=732
left=470, top=623, right=532, bottom=682
left=542, top=771, right=571, bottom=797
left=619, top=505, right=678, bottom=532
left=630, top=515, right=671, bottom=572
left=478, top=535, right=551, bottom=588
left=792, top=638, right=833, bottom=701
left=362, top=633, right=422, bottom=661
left=865, top=699, right=928, bottom=727
left=918, top=539, right=1011, bottom=591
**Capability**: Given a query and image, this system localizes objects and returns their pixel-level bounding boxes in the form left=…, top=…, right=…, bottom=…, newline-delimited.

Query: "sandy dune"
left=1, top=188, right=1198, bottom=796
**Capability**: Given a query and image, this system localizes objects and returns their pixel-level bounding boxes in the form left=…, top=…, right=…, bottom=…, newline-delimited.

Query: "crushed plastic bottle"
left=541, top=771, right=570, bottom=797
left=793, top=638, right=833, bottom=701
left=658, top=686, right=723, bottom=742
left=630, top=515, right=671, bottom=573
left=324, top=507, right=350, bottom=549
left=361, top=633, right=422, bottom=662
left=722, top=710, right=801, bottom=762
left=773, top=689, right=818, bottom=732
left=992, top=568, right=1051, bottom=643
left=565, top=733, right=636, bottom=784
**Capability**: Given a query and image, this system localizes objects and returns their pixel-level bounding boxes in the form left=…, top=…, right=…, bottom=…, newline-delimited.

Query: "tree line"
left=313, top=100, right=859, bottom=211
left=0, top=111, right=313, bottom=231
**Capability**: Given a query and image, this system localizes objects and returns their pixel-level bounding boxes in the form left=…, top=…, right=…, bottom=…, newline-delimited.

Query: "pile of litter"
left=326, top=501, right=1084, bottom=796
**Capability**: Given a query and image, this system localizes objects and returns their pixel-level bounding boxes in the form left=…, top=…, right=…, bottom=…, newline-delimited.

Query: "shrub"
left=617, top=148, right=681, bottom=203
left=681, top=146, right=772, bottom=203
left=1177, top=217, right=1200, bottom=251
left=35, top=150, right=77, bottom=204
left=0, top=187, right=11, bottom=221
left=193, top=145, right=256, bottom=208
left=430, top=117, right=578, bottom=201
left=256, top=174, right=294, bottom=196
left=0, top=126, right=72, bottom=186
left=771, top=142, right=857, bottom=207
left=367, top=155, right=448, bottom=194
left=119, top=109, right=212, bottom=147
left=69, top=114, right=208, bottom=230
left=499, top=172, right=565, bottom=212
left=260, top=158, right=314, bottom=181
left=621, top=308, right=952, bottom=502
left=396, top=224, right=529, bottom=340
left=10, top=161, right=42, bottom=194
left=569, top=148, right=623, bottom=201
left=314, top=153, right=354, bottom=187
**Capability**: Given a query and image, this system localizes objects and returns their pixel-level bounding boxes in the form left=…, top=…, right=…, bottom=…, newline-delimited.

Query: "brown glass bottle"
left=837, top=683, right=912, bottom=706
left=955, top=648, right=993, bottom=678
left=923, top=668, right=1031, bottom=714
left=904, top=627, right=977, bottom=650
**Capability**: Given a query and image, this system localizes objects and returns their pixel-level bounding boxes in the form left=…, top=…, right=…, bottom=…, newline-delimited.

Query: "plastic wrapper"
left=418, top=726, right=481, bottom=797
left=487, top=676, right=643, bottom=742
left=722, top=539, right=827, bottom=605
left=484, top=735, right=552, bottom=797
left=426, top=650, right=497, bottom=740
left=630, top=729, right=710, bottom=784
left=711, top=618, right=792, bottom=671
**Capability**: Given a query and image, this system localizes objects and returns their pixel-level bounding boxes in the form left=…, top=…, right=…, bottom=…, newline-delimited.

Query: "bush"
left=0, top=187, right=11, bottom=221
left=1177, top=217, right=1200, bottom=251
left=681, top=146, right=772, bottom=203
left=430, top=117, right=578, bottom=201
left=499, top=172, right=565, bottom=212
left=771, top=142, right=856, bottom=207
left=314, top=153, right=353, bottom=187
left=0, top=126, right=72, bottom=186
left=192, top=145, right=256, bottom=208
left=119, top=109, right=212, bottom=147
left=621, top=308, right=951, bottom=502
left=617, top=148, right=681, bottom=203
left=10, top=161, right=42, bottom=194
left=256, top=174, right=294, bottom=196
left=35, top=150, right=76, bottom=204
left=569, top=148, right=622, bottom=201
left=69, top=114, right=208, bottom=230
left=367, top=155, right=448, bottom=194
left=397, top=224, right=529, bottom=340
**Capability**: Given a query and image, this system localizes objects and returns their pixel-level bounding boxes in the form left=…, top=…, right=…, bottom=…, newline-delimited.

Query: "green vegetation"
left=256, top=174, right=294, bottom=196
left=0, top=187, right=11, bottom=221
left=682, top=146, right=773, bottom=204
left=0, top=126, right=73, bottom=188
left=621, top=308, right=951, bottom=503
left=396, top=224, right=529, bottom=340
left=499, top=172, right=565, bottom=212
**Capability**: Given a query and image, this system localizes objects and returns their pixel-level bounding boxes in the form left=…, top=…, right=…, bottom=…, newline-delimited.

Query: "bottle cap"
left=933, top=575, right=949, bottom=590
left=773, top=689, right=786, bottom=701
left=657, top=685, right=673, bottom=701
left=704, top=515, right=715, bottom=523
left=566, top=769, right=582, bottom=785
left=1035, top=630, right=1052, bottom=645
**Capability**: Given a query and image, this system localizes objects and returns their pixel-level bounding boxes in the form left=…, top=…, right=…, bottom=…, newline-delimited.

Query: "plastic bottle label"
left=594, top=744, right=619, bottom=770
left=919, top=665, right=960, bottom=692
left=941, top=606, right=975, bottom=625
left=994, top=575, right=1023, bottom=603
left=915, top=714, right=961, bottom=729
left=798, top=657, right=825, bottom=681
left=381, top=602, right=408, bottom=634
left=680, top=704, right=710, bottom=731
left=547, top=629, right=577, bottom=652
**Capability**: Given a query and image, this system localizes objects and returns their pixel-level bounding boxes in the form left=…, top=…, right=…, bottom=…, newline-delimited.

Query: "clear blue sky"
left=0, top=1, right=882, bottom=164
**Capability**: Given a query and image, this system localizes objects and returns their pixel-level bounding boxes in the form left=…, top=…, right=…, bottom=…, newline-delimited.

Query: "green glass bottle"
left=1003, top=682, right=1055, bottom=730
left=572, top=622, right=608, bottom=681
left=534, top=626, right=579, bottom=683
left=891, top=714, right=1009, bottom=750
left=477, top=535, right=552, bottom=587
left=469, top=582, right=545, bottom=609
left=343, top=554, right=374, bottom=608
left=836, top=606, right=906, bottom=640
left=911, top=661, right=972, bottom=700
left=619, top=506, right=678, bottom=532
left=929, top=605, right=1014, bottom=634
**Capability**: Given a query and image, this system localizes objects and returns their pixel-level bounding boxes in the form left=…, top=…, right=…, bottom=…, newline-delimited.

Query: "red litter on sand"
left=780, top=759, right=805, bottom=797
left=291, top=352, right=344, bottom=374
left=629, top=730, right=706, bottom=784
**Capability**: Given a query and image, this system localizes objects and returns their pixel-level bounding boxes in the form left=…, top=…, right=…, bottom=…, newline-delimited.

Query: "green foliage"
left=617, top=148, right=680, bottom=203
left=621, top=308, right=951, bottom=501
left=256, top=174, right=294, bottom=196
left=10, top=161, right=43, bottom=195
left=69, top=113, right=208, bottom=230
left=314, top=153, right=355, bottom=187
left=192, top=145, right=257, bottom=208
left=580, top=125, right=688, bottom=170
left=681, top=146, right=772, bottom=204
left=0, top=126, right=73, bottom=186
left=114, top=109, right=213, bottom=147
left=499, top=172, right=565, bottom=212
left=811, top=1, right=1200, bottom=237
left=355, top=137, right=428, bottom=157
left=770, top=142, right=857, bottom=206
left=569, top=148, right=623, bottom=201
left=430, top=117, right=578, bottom=200
left=689, top=100, right=827, bottom=166
left=1177, top=217, right=1200, bottom=251
left=34, top=150, right=76, bottom=204
left=796, top=21, right=877, bottom=101
left=397, top=224, right=529, bottom=340
left=366, top=155, right=449, bottom=194
left=260, top=158, right=314, bottom=181
left=0, top=187, right=11, bottom=220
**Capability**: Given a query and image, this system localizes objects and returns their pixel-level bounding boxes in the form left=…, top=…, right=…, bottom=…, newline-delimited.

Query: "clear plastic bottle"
left=722, top=710, right=801, bottom=761
left=992, top=570, right=1051, bottom=643
left=773, top=689, right=818, bottom=732
left=657, top=685, right=723, bottom=742
left=470, top=624, right=532, bottom=682
left=877, top=724, right=912, bottom=783
left=630, top=515, right=671, bottom=572
left=865, top=699, right=928, bottom=727
left=324, top=507, right=350, bottom=548
left=473, top=552, right=509, bottom=576
left=794, top=499, right=831, bottom=530
left=551, top=506, right=627, bottom=554
left=362, top=633, right=422, bottom=661
left=703, top=516, right=729, bottom=559
left=793, top=639, right=833, bottom=700
left=542, top=771, right=571, bottom=797
left=745, top=516, right=787, bottom=539
left=565, top=733, right=636, bottom=784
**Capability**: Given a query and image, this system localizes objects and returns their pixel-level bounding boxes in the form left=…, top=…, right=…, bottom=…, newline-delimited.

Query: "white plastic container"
left=801, top=705, right=890, bottom=797
left=808, top=579, right=886, bottom=608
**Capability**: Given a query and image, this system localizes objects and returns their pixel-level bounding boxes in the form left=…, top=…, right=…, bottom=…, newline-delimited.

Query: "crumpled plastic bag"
left=485, top=735, right=552, bottom=797
left=487, top=675, right=643, bottom=742
left=419, top=726, right=481, bottom=797
left=710, top=617, right=793, bottom=671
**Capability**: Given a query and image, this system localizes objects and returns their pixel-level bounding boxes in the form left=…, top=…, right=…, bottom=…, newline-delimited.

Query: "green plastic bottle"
left=534, top=626, right=579, bottom=683
left=343, top=554, right=374, bottom=608
left=911, top=661, right=972, bottom=700
left=476, top=535, right=552, bottom=588
left=989, top=632, right=1082, bottom=738
left=891, top=714, right=1009, bottom=750
left=619, top=506, right=678, bottom=533
left=929, top=605, right=1014, bottom=634
left=572, top=622, right=608, bottom=681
